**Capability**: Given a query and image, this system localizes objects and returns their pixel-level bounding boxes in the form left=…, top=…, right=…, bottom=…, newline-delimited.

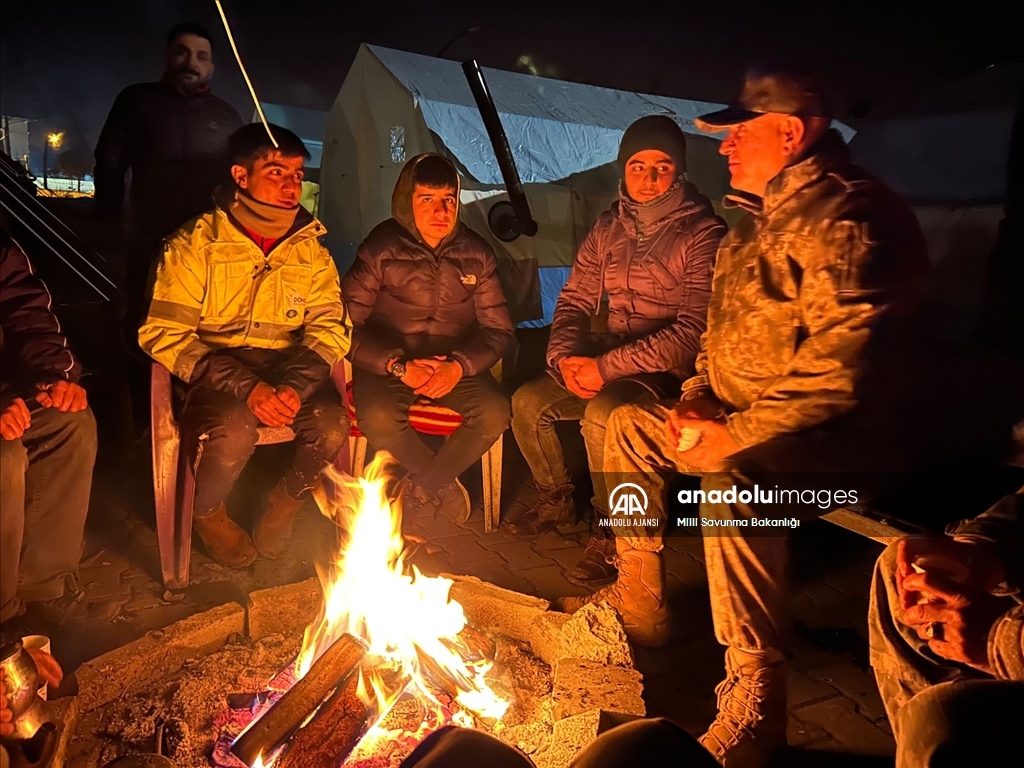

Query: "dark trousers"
left=351, top=368, right=511, bottom=493
left=510, top=371, right=679, bottom=518
left=179, top=350, right=349, bottom=515
left=400, top=718, right=719, bottom=768
left=0, top=407, right=97, bottom=623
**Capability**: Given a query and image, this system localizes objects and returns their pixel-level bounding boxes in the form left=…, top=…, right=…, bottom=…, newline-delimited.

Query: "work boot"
left=193, top=502, right=257, bottom=569
left=396, top=477, right=471, bottom=525
left=502, top=484, right=576, bottom=537
left=554, top=539, right=671, bottom=647
left=566, top=529, right=618, bottom=587
left=698, top=648, right=787, bottom=767
left=254, top=478, right=306, bottom=559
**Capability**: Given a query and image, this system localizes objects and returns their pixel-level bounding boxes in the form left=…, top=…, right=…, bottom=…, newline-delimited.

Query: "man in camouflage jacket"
left=559, top=66, right=931, bottom=767
left=869, top=485, right=1024, bottom=767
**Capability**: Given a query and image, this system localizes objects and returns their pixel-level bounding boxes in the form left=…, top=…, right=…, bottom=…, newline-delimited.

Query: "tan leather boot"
left=555, top=539, right=671, bottom=647
left=193, top=502, right=257, bottom=568
left=254, top=478, right=306, bottom=559
left=698, top=648, right=787, bottom=767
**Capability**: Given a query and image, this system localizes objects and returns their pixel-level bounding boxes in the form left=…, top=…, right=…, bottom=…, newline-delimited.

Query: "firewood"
left=276, top=659, right=405, bottom=768
left=231, top=633, right=366, bottom=767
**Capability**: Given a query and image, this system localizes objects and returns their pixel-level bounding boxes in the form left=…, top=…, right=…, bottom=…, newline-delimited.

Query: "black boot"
left=503, top=484, right=576, bottom=537
left=566, top=528, right=618, bottom=587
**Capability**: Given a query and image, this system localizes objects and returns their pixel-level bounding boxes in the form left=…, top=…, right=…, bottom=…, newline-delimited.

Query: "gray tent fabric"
left=321, top=43, right=855, bottom=327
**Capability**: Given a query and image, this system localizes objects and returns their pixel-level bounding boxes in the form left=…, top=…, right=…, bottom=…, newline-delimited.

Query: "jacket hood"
left=391, top=153, right=462, bottom=251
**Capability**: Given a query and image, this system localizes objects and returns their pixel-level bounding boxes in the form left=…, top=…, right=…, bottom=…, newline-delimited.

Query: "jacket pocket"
left=207, top=261, right=255, bottom=321
left=276, top=265, right=313, bottom=327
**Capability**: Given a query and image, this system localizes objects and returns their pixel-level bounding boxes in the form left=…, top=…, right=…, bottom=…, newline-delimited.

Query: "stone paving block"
left=534, top=709, right=640, bottom=768
left=457, top=518, right=510, bottom=545
left=532, top=530, right=585, bottom=552
left=405, top=514, right=465, bottom=540
left=543, top=545, right=587, bottom=571
left=444, top=556, right=510, bottom=580
left=519, top=564, right=589, bottom=600
left=489, top=539, right=559, bottom=569
left=822, top=567, right=872, bottom=597
left=552, top=658, right=645, bottom=720
left=435, top=533, right=501, bottom=564
left=247, top=577, right=321, bottom=640
left=793, top=695, right=895, bottom=756
left=788, top=668, right=841, bottom=708
left=785, top=634, right=849, bottom=674
left=461, top=559, right=538, bottom=595
left=809, top=661, right=888, bottom=722
left=73, top=602, right=245, bottom=713
left=787, top=712, right=831, bottom=748
left=558, top=603, right=634, bottom=668
left=408, top=550, right=454, bottom=577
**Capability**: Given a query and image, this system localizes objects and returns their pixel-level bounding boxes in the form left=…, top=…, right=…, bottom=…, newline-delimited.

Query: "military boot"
left=193, top=502, right=257, bottom=568
left=254, top=478, right=306, bottom=559
left=566, top=528, right=618, bottom=587
left=698, top=648, right=787, bottom=767
left=555, top=539, right=671, bottom=647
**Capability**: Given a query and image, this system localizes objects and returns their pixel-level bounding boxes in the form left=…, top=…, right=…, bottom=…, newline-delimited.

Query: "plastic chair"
left=343, top=359, right=504, bottom=533
left=150, top=362, right=352, bottom=590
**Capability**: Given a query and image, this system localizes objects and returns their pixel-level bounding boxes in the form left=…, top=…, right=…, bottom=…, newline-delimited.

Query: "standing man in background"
left=94, top=22, right=243, bottom=429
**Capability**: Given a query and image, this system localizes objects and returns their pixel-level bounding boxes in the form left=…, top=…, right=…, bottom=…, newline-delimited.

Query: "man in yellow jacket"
left=139, top=123, right=351, bottom=568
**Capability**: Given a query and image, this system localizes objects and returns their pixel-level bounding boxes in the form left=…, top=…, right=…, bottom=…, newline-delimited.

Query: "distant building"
left=1, top=116, right=32, bottom=171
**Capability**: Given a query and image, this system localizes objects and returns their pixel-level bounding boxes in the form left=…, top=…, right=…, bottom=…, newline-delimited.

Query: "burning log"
left=275, top=659, right=405, bottom=768
left=231, top=633, right=365, bottom=767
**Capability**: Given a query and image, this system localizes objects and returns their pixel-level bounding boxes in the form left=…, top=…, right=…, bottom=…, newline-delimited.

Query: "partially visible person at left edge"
left=1, top=228, right=97, bottom=630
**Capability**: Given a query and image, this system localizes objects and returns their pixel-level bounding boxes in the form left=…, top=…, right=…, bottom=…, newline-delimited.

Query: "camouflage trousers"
left=604, top=400, right=905, bottom=652
left=868, top=542, right=1024, bottom=766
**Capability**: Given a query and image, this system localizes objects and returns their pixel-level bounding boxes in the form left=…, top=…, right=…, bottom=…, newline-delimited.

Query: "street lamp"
left=43, top=131, right=63, bottom=190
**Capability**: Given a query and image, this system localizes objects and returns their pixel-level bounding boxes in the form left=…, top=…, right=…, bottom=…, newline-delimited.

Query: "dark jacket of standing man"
left=94, top=22, right=243, bottom=315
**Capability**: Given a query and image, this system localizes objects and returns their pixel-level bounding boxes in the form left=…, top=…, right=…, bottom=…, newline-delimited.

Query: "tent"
left=849, top=63, right=1021, bottom=336
left=321, top=43, right=856, bottom=327
left=252, top=102, right=328, bottom=215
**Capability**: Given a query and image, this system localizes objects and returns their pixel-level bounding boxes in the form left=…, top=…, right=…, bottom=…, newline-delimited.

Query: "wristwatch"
left=390, top=361, right=407, bottom=378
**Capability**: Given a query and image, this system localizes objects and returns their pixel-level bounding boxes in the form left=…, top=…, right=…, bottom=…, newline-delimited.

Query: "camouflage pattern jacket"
left=681, top=130, right=930, bottom=449
left=948, top=486, right=1024, bottom=681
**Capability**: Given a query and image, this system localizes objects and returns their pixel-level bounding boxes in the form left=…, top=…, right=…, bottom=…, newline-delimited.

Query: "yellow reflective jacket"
left=139, top=206, right=351, bottom=401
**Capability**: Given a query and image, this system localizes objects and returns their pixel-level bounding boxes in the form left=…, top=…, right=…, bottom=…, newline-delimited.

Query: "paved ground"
left=30, top=429, right=896, bottom=767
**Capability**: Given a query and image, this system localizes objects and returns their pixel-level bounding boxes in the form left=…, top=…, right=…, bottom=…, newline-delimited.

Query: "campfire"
left=66, top=453, right=645, bottom=768
left=230, top=453, right=511, bottom=767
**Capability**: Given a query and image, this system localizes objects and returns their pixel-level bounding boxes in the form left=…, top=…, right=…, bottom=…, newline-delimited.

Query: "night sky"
left=0, top=0, right=1018, bottom=160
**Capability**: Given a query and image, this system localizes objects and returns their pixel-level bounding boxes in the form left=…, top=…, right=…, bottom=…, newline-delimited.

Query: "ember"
left=231, top=453, right=511, bottom=767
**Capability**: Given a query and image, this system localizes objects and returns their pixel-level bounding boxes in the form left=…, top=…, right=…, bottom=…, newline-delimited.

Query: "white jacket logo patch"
left=460, top=274, right=477, bottom=286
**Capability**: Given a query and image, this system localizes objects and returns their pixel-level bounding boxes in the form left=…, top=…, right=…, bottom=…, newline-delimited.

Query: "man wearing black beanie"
left=508, top=116, right=726, bottom=589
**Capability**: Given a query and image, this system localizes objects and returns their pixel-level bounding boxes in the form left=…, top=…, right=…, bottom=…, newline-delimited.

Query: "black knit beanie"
left=617, top=115, right=687, bottom=176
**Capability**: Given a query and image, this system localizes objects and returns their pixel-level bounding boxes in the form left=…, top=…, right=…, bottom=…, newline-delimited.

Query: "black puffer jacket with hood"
left=342, top=154, right=514, bottom=376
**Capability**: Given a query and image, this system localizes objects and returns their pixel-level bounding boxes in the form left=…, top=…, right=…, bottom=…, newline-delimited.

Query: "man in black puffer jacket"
left=343, top=154, right=514, bottom=524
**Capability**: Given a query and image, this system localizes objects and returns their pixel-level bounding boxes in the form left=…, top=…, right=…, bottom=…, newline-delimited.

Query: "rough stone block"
left=533, top=709, right=640, bottom=768
left=73, top=602, right=245, bottom=713
left=552, top=658, right=645, bottom=721
left=557, top=603, right=634, bottom=668
left=47, top=695, right=79, bottom=768
left=528, top=610, right=571, bottom=666
left=247, top=577, right=321, bottom=640
left=446, top=574, right=551, bottom=643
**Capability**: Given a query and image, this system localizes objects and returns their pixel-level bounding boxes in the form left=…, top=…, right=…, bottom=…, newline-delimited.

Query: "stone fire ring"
left=60, top=577, right=645, bottom=768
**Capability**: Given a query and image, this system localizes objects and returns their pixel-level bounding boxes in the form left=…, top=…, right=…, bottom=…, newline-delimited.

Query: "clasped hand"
left=895, top=535, right=1008, bottom=674
left=1, top=381, right=89, bottom=441
left=246, top=382, right=301, bottom=427
left=666, top=393, right=739, bottom=470
left=398, top=357, right=464, bottom=400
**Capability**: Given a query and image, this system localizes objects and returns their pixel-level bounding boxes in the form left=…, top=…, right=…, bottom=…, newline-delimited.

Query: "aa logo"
left=608, top=483, right=648, bottom=516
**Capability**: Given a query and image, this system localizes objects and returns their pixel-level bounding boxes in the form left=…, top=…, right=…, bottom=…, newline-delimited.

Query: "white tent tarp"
left=321, top=44, right=855, bottom=326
